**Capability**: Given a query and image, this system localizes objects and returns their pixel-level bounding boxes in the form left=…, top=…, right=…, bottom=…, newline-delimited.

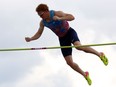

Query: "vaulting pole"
left=0, top=42, right=116, bottom=51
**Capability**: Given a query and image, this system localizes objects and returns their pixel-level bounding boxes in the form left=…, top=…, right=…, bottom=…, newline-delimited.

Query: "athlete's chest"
left=43, top=20, right=62, bottom=29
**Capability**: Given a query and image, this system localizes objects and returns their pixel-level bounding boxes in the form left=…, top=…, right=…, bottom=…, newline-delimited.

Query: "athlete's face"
left=38, top=11, right=49, bottom=20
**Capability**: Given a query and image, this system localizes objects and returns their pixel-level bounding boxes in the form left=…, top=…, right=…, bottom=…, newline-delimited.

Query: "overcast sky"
left=0, top=0, right=116, bottom=87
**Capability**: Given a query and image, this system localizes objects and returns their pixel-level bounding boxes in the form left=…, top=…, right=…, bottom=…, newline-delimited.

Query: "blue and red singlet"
left=42, top=10, right=69, bottom=37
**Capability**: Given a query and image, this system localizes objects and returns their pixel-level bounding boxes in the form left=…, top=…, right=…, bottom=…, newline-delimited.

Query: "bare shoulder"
left=54, top=10, right=68, bottom=17
left=54, top=11, right=64, bottom=14
left=54, top=10, right=73, bottom=17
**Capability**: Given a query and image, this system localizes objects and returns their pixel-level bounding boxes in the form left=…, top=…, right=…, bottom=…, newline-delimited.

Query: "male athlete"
left=25, top=4, right=108, bottom=85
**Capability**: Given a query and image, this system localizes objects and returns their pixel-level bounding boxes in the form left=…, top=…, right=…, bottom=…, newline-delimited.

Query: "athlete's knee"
left=66, top=61, right=74, bottom=66
left=65, top=59, right=74, bottom=67
left=64, top=56, right=74, bottom=67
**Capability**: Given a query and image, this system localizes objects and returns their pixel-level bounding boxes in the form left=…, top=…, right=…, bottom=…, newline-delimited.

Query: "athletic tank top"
left=42, top=10, right=69, bottom=37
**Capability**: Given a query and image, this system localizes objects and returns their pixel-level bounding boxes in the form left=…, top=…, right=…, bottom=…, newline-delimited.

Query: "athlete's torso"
left=42, top=10, right=70, bottom=37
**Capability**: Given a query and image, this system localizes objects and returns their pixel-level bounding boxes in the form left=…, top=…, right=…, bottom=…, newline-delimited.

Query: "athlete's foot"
left=99, top=52, right=108, bottom=66
left=84, top=71, right=92, bottom=85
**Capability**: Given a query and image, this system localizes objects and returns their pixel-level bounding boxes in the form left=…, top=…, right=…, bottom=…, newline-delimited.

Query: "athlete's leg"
left=73, top=41, right=102, bottom=57
left=73, top=41, right=108, bottom=65
left=64, top=55, right=86, bottom=77
left=64, top=55, right=92, bottom=85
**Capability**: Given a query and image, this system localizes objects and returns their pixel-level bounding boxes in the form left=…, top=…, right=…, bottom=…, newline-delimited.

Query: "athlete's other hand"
left=53, top=16, right=61, bottom=21
left=25, top=37, right=32, bottom=42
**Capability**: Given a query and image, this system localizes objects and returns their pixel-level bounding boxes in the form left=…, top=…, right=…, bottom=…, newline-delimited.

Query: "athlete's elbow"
left=71, top=16, right=75, bottom=20
left=69, top=16, right=75, bottom=21
left=69, top=14, right=75, bottom=20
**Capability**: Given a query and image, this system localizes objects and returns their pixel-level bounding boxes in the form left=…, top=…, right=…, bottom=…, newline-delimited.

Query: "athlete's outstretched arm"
left=53, top=11, right=75, bottom=21
left=25, top=20, right=44, bottom=42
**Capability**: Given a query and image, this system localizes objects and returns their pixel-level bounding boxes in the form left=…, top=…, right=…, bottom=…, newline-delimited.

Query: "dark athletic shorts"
left=59, top=27, right=80, bottom=57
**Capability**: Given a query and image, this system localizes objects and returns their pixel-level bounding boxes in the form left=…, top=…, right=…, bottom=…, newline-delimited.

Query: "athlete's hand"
left=25, top=37, right=32, bottom=42
left=53, top=16, right=61, bottom=21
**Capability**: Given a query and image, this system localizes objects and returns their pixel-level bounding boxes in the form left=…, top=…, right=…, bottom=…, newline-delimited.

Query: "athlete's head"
left=36, top=4, right=49, bottom=18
